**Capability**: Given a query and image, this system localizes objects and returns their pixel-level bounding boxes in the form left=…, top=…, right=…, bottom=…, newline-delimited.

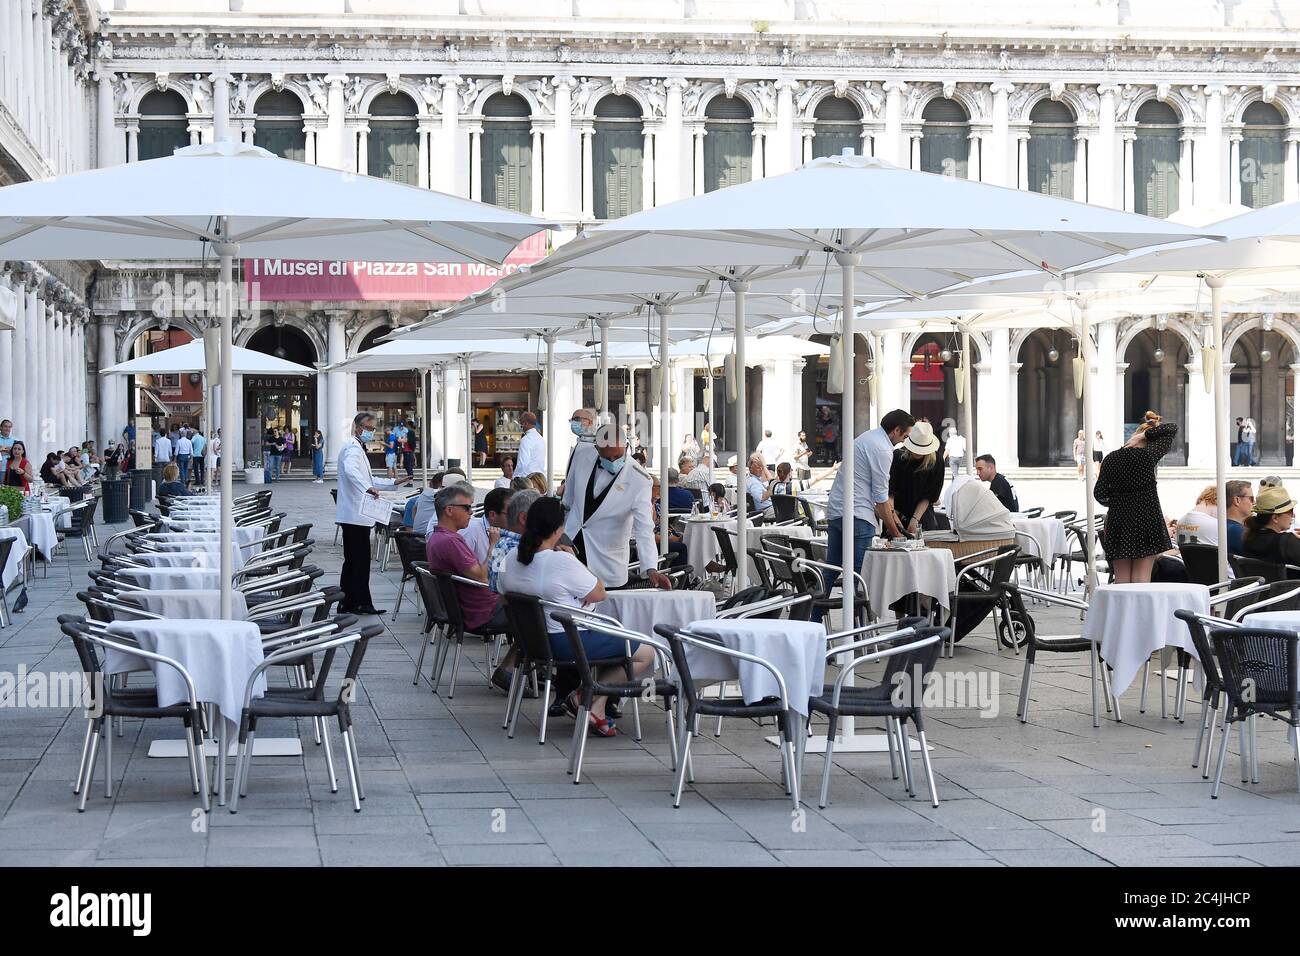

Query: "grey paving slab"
left=5, top=478, right=1300, bottom=866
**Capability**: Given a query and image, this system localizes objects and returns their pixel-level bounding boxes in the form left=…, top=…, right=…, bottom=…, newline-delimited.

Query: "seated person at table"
left=462, top=487, right=513, bottom=564
left=889, top=421, right=944, bottom=534
left=406, top=472, right=444, bottom=535
left=1174, top=485, right=1219, bottom=545
left=425, top=484, right=507, bottom=633
left=1224, top=479, right=1253, bottom=557
left=974, top=454, right=1019, bottom=513
left=665, top=468, right=696, bottom=512
left=745, top=454, right=774, bottom=514
left=158, top=463, right=194, bottom=498
left=499, top=496, right=656, bottom=738
left=769, top=461, right=801, bottom=498
left=1241, top=485, right=1300, bottom=567
left=650, top=477, right=688, bottom=568
left=40, top=452, right=77, bottom=488
left=678, top=454, right=710, bottom=492
left=707, top=482, right=729, bottom=513
left=4, top=441, right=32, bottom=492
left=495, top=456, right=516, bottom=490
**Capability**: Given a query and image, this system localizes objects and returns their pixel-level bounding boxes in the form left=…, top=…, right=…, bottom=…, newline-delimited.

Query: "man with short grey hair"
left=426, top=483, right=505, bottom=635
left=336, top=411, right=411, bottom=615
left=678, top=453, right=710, bottom=492
left=666, top=466, right=695, bottom=511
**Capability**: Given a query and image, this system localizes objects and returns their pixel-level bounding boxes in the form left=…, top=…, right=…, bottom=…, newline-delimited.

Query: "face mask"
left=360, top=429, right=375, bottom=442
left=570, top=420, right=590, bottom=437
left=599, top=456, right=625, bottom=476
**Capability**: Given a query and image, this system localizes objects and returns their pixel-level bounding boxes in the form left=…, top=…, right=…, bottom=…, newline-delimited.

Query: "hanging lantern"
left=940, top=348, right=953, bottom=364
left=1153, top=347, right=1165, bottom=363
left=1261, top=348, right=1273, bottom=363
left=670, top=371, right=678, bottom=413
left=435, top=387, right=444, bottom=415
left=826, top=334, right=844, bottom=394
left=1047, top=347, right=1060, bottom=363
left=457, top=386, right=466, bottom=415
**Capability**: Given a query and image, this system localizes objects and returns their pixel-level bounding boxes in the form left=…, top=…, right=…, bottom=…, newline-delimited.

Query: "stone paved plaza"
left=2, top=480, right=1299, bottom=868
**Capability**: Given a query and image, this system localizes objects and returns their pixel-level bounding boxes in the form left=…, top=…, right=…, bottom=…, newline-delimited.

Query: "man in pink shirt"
left=425, top=484, right=506, bottom=632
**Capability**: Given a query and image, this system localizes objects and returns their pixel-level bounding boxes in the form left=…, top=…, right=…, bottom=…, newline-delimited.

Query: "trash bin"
left=102, top=477, right=130, bottom=524
left=151, top=462, right=166, bottom=491
left=129, top=468, right=151, bottom=511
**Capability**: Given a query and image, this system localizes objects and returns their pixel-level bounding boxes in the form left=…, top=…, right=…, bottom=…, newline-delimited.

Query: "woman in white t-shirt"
left=499, top=496, right=656, bottom=737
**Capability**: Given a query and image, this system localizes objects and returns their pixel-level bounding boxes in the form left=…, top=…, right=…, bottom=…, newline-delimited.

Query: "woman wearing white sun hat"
left=888, top=420, right=945, bottom=536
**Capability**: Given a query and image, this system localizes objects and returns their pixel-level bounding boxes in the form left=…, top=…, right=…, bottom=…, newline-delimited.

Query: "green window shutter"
left=1027, top=129, right=1074, bottom=199
left=482, top=123, right=532, bottom=213
left=369, top=123, right=418, bottom=185
left=137, top=121, right=188, bottom=161
left=1134, top=129, right=1180, bottom=218
left=704, top=125, right=752, bottom=192
left=593, top=123, right=643, bottom=219
left=920, top=127, right=969, bottom=178
left=812, top=126, right=859, bottom=160
left=1241, top=129, right=1285, bottom=208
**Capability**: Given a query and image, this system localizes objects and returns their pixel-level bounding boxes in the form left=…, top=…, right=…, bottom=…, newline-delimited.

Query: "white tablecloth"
left=104, top=619, right=265, bottom=732
left=117, top=566, right=221, bottom=591
left=1011, top=516, right=1070, bottom=565
left=681, top=518, right=814, bottom=581
left=145, top=525, right=266, bottom=550
left=137, top=539, right=247, bottom=569
left=596, top=589, right=716, bottom=639
left=684, top=618, right=825, bottom=716
left=117, top=588, right=248, bottom=621
left=16, top=513, right=57, bottom=559
left=42, top=496, right=71, bottom=530
left=1085, top=583, right=1210, bottom=696
left=126, top=550, right=219, bottom=569
left=1242, top=610, right=1300, bottom=632
left=0, top=527, right=29, bottom=589
left=860, top=547, right=957, bottom=614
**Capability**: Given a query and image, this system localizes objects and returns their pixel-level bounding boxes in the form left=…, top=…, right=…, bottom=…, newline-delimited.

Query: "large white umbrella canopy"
left=101, top=338, right=316, bottom=376
left=0, top=140, right=550, bottom=620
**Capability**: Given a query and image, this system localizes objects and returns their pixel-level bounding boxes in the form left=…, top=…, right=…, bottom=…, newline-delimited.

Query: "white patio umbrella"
left=0, top=140, right=550, bottom=619
left=100, top=337, right=316, bottom=376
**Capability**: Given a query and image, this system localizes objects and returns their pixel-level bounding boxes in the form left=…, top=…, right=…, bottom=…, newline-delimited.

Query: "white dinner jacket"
left=515, top=427, right=545, bottom=478
left=561, top=441, right=657, bottom=588
left=336, top=436, right=395, bottom=527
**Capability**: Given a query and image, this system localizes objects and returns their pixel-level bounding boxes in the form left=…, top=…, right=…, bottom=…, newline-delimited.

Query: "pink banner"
left=243, top=232, right=548, bottom=302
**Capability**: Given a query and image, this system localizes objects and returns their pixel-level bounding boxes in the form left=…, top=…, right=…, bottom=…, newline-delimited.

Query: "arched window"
left=704, top=96, right=753, bottom=192
left=137, top=90, right=190, bottom=161
left=1134, top=101, right=1181, bottom=218
left=1241, top=102, right=1286, bottom=209
left=920, top=98, right=968, bottom=178
left=481, top=93, right=532, bottom=212
left=367, top=92, right=419, bottom=185
left=1016, top=329, right=1083, bottom=467
left=253, top=90, right=306, bottom=162
left=812, top=96, right=861, bottom=160
left=1123, top=327, right=1188, bottom=464
left=1027, top=100, right=1075, bottom=199
left=592, top=95, right=643, bottom=220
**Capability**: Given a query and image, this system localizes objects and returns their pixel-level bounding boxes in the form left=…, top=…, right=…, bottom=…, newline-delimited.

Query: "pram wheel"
left=997, top=608, right=1029, bottom=649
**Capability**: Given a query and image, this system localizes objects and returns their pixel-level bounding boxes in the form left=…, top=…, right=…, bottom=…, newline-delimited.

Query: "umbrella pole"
left=421, top=368, right=429, bottom=487
left=544, top=334, right=555, bottom=493
left=1208, top=276, right=1229, bottom=582
left=1080, top=301, right=1098, bottom=595
left=441, top=365, right=449, bottom=470
left=961, top=329, right=974, bottom=476
left=463, top=359, right=472, bottom=480
left=598, top=317, right=610, bottom=423
left=836, top=253, right=859, bottom=632
left=730, top=281, right=748, bottom=592
left=658, top=306, right=671, bottom=560
left=216, top=236, right=236, bottom=621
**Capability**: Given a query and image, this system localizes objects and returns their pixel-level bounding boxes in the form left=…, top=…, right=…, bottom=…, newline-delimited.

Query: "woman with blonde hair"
left=1093, top=410, right=1179, bottom=584
left=888, top=420, right=944, bottom=535
left=526, top=472, right=549, bottom=495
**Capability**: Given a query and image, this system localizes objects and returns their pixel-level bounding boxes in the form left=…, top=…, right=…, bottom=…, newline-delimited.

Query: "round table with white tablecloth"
left=595, top=589, right=716, bottom=640
left=1010, top=516, right=1070, bottom=566
left=683, top=618, right=827, bottom=716
left=116, top=566, right=222, bottom=591
left=41, top=496, right=72, bottom=530
left=117, top=588, right=248, bottom=621
left=1242, top=610, right=1300, bottom=633
left=0, top=526, right=29, bottom=590
left=681, top=518, right=814, bottom=581
left=1084, top=582, right=1210, bottom=696
left=13, top=513, right=57, bottom=559
left=860, top=546, right=958, bottom=617
left=125, top=550, right=220, bottom=569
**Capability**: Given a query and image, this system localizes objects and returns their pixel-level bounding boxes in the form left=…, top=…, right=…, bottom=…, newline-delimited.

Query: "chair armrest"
left=676, top=627, right=791, bottom=710
left=828, top=632, right=943, bottom=708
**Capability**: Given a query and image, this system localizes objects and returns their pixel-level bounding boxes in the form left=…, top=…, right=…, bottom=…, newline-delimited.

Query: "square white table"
left=596, top=589, right=716, bottom=640
left=860, top=546, right=957, bottom=616
left=1085, top=583, right=1210, bottom=696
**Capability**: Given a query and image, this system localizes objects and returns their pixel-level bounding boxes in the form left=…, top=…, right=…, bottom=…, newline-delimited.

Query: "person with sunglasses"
left=1224, top=479, right=1254, bottom=557
left=425, top=483, right=507, bottom=633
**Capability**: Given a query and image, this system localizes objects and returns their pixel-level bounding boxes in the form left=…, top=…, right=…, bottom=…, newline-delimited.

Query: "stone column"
left=1286, top=131, right=1300, bottom=203
left=1204, top=85, right=1226, bottom=204
left=95, top=70, right=119, bottom=167
left=11, top=275, right=28, bottom=443
left=314, top=360, right=329, bottom=472
left=1074, top=132, right=1090, bottom=201
left=1094, top=320, right=1120, bottom=457
left=126, top=121, right=139, bottom=163
left=1096, top=84, right=1119, bottom=207
left=1122, top=130, right=1136, bottom=211
left=1015, top=131, right=1030, bottom=189
left=529, top=126, right=544, bottom=215
left=1179, top=132, right=1195, bottom=206
left=661, top=78, right=686, bottom=205
left=692, top=126, right=705, bottom=195
left=0, top=274, right=11, bottom=423
left=1228, top=133, right=1243, bottom=205
left=750, top=128, right=765, bottom=179
left=549, top=76, right=575, bottom=216
left=468, top=125, right=483, bottom=201
left=772, top=80, right=796, bottom=176
left=882, top=81, right=905, bottom=167
left=967, top=130, right=983, bottom=181
left=98, top=315, right=117, bottom=449
left=325, top=74, right=348, bottom=171
left=437, top=75, right=463, bottom=194
left=1185, top=359, right=1215, bottom=468
left=988, top=328, right=1013, bottom=466
left=579, top=125, right=594, bottom=218
left=355, top=124, right=369, bottom=175
left=211, top=70, right=231, bottom=142
left=30, top=286, right=45, bottom=450
left=879, top=332, right=906, bottom=418
left=989, top=81, right=1013, bottom=186
left=641, top=129, right=656, bottom=210
left=417, top=121, right=432, bottom=188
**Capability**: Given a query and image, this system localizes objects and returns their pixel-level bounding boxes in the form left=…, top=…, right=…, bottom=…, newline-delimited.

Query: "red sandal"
left=588, top=714, right=618, bottom=738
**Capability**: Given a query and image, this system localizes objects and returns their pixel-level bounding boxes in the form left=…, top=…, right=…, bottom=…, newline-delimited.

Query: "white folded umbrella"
left=101, top=338, right=316, bottom=376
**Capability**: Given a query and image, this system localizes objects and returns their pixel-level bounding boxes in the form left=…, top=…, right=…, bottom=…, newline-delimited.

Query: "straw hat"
left=1252, top=485, right=1296, bottom=516
left=903, top=421, right=941, bottom=456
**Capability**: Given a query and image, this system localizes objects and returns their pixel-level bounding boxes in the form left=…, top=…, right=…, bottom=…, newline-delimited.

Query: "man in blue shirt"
left=818, top=409, right=914, bottom=621
left=666, top=467, right=696, bottom=512
left=1225, top=479, right=1254, bottom=557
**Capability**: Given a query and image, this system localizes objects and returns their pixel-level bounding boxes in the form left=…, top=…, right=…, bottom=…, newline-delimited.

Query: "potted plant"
left=0, top=486, right=22, bottom=525
left=244, top=458, right=265, bottom=484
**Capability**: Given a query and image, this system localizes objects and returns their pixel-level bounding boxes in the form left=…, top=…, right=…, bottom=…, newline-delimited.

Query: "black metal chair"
left=230, top=618, right=380, bottom=813
left=1175, top=609, right=1240, bottom=780
left=428, top=571, right=508, bottom=699
left=390, top=530, right=428, bottom=620
left=59, top=617, right=210, bottom=813
left=808, top=623, right=948, bottom=808
left=655, top=621, right=803, bottom=810
left=60, top=498, right=100, bottom=562
left=1002, top=582, right=1118, bottom=729
left=770, top=494, right=800, bottom=523
left=709, top=524, right=740, bottom=581
left=553, top=611, right=679, bottom=783
left=1230, top=554, right=1300, bottom=584
left=1209, top=626, right=1300, bottom=799
left=1179, top=542, right=1222, bottom=587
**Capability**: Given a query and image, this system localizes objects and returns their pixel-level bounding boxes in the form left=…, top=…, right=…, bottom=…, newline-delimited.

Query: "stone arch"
left=901, top=326, right=988, bottom=366
left=907, top=85, right=986, bottom=125
left=236, top=312, right=326, bottom=364
left=688, top=82, right=765, bottom=123
left=345, top=314, right=401, bottom=358
left=1116, top=315, right=1203, bottom=367
left=468, top=79, right=544, bottom=120
left=1224, top=314, right=1300, bottom=360
left=115, top=315, right=205, bottom=365
left=358, top=80, right=431, bottom=118
left=1118, top=89, right=1186, bottom=125
left=798, top=84, right=880, bottom=124
left=240, top=77, right=317, bottom=118
left=126, top=77, right=199, bottom=116
left=577, top=83, right=655, bottom=123
left=1010, top=87, right=1091, bottom=126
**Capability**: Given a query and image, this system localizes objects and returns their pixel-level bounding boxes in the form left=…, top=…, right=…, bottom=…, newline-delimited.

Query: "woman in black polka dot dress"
left=1092, top=411, right=1179, bottom=584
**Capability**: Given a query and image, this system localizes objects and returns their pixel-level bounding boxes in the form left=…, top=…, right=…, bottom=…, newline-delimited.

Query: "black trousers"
left=340, top=523, right=375, bottom=611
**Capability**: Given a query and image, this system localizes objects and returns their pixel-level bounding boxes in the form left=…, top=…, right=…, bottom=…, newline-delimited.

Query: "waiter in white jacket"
left=336, top=411, right=410, bottom=614
left=561, top=425, right=670, bottom=590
